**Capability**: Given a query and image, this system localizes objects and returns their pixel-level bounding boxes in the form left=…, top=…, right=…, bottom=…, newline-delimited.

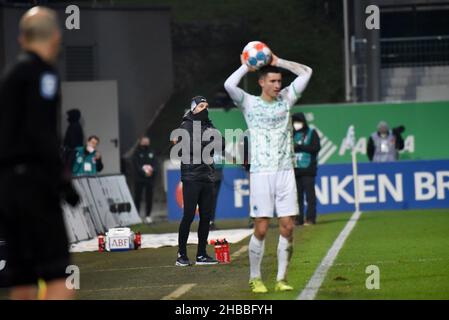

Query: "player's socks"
left=249, top=234, right=265, bottom=279
left=276, top=235, right=293, bottom=282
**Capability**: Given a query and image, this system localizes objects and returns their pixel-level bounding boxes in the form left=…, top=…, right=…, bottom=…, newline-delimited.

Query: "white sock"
left=249, top=234, right=265, bottom=280
left=276, top=235, right=293, bottom=282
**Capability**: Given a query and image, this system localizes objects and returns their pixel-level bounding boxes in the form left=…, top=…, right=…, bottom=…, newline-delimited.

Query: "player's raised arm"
left=224, top=55, right=254, bottom=108
left=272, top=53, right=313, bottom=107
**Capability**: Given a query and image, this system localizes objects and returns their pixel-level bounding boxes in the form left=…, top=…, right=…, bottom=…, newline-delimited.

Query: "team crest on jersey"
left=40, top=72, right=58, bottom=99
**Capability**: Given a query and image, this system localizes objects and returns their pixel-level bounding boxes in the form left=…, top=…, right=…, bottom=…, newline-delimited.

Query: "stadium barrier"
left=0, top=175, right=140, bottom=286
left=63, top=175, right=141, bottom=243
left=166, top=159, right=449, bottom=220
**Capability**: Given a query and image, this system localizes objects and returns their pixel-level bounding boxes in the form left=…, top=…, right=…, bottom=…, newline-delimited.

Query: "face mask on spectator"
left=293, top=122, right=303, bottom=131
left=86, top=145, right=95, bottom=153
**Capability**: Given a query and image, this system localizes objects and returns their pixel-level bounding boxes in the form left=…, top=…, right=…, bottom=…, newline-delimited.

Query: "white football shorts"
left=249, top=169, right=299, bottom=218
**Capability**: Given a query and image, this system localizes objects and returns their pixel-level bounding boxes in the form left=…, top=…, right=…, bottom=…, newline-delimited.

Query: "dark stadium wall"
left=0, top=4, right=174, bottom=162
left=0, top=9, right=4, bottom=72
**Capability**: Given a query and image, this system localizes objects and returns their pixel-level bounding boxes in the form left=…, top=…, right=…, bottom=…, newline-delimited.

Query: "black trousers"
left=178, top=180, right=213, bottom=257
left=296, top=175, right=317, bottom=224
left=211, top=179, right=222, bottom=222
left=0, top=168, right=70, bottom=286
left=134, top=180, right=153, bottom=217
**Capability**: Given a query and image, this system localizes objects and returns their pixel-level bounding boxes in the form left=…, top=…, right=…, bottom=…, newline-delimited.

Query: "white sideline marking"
left=231, top=245, right=248, bottom=259
left=297, top=210, right=362, bottom=300
left=333, top=257, right=449, bottom=267
left=161, top=283, right=197, bottom=300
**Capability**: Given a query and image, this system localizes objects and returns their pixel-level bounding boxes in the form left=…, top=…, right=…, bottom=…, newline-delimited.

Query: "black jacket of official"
left=0, top=51, right=61, bottom=177
left=174, top=110, right=224, bottom=183
left=132, top=145, right=158, bottom=183
left=292, top=112, right=321, bottom=177
left=0, top=51, right=76, bottom=203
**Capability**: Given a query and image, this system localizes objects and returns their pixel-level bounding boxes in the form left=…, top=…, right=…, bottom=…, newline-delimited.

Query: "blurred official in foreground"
left=0, top=7, right=79, bottom=300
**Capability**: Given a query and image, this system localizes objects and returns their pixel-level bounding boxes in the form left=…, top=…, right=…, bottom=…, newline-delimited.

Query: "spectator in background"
left=71, top=135, right=104, bottom=176
left=367, top=121, right=405, bottom=162
left=62, top=109, right=84, bottom=168
left=292, top=112, right=321, bottom=226
left=132, top=136, right=157, bottom=224
left=63, top=109, right=84, bottom=152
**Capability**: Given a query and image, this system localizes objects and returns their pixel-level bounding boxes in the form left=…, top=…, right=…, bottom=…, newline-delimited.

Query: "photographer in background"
left=71, top=135, right=104, bottom=176
left=367, top=121, right=405, bottom=162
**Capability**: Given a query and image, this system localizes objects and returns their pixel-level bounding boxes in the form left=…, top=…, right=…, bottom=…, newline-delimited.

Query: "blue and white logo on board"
left=40, top=72, right=58, bottom=99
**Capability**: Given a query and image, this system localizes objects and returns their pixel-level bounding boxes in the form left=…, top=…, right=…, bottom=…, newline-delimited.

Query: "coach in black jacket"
left=173, top=96, right=224, bottom=267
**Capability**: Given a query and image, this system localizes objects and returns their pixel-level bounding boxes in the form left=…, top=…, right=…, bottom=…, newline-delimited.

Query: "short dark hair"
left=87, top=135, right=100, bottom=142
left=258, top=65, right=281, bottom=79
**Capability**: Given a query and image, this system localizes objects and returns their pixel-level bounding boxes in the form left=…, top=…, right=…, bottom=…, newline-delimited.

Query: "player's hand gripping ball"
left=241, top=41, right=272, bottom=69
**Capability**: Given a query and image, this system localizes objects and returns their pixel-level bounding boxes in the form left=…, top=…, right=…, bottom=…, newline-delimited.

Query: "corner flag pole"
left=346, top=125, right=360, bottom=213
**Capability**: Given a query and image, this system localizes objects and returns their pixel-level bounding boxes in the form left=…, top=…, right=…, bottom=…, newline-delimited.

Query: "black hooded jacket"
left=63, top=109, right=84, bottom=150
left=292, top=112, right=321, bottom=176
left=174, top=110, right=224, bottom=183
left=132, top=145, right=157, bottom=182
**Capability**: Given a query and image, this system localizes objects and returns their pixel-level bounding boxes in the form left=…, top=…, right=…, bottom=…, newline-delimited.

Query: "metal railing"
left=381, top=35, right=449, bottom=68
left=350, top=37, right=368, bottom=102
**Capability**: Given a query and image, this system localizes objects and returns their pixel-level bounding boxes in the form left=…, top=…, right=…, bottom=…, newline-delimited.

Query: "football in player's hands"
left=240, top=54, right=257, bottom=72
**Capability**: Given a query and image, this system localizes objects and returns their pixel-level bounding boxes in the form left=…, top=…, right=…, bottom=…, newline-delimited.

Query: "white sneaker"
left=145, top=216, right=153, bottom=224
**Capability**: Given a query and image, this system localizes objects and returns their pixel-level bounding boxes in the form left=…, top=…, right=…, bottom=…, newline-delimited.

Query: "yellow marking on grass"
left=231, top=245, right=248, bottom=260
left=161, top=283, right=197, bottom=300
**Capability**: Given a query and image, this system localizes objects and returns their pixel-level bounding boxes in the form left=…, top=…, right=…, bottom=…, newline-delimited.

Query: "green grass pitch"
left=1, top=209, right=448, bottom=299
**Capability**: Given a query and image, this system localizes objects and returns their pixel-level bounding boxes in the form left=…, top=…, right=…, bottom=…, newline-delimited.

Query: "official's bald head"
left=19, top=7, right=61, bottom=63
left=20, top=6, right=60, bottom=44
